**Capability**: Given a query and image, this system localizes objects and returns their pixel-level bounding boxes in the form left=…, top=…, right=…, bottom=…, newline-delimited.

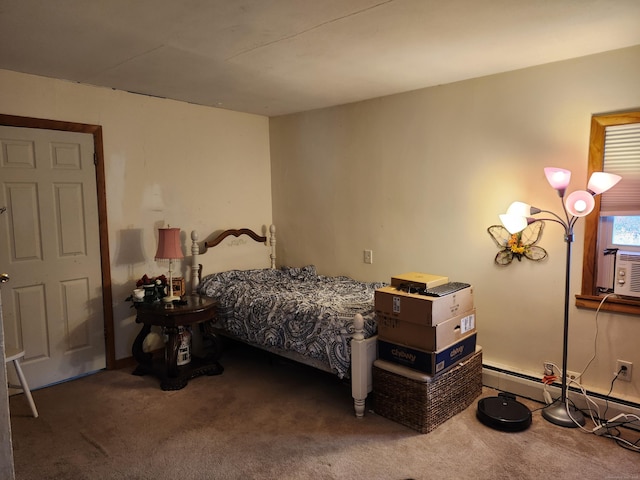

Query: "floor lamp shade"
left=155, top=227, right=184, bottom=302
left=499, top=214, right=528, bottom=234
left=544, top=167, right=571, bottom=192
left=587, top=172, right=622, bottom=195
left=565, top=190, right=595, bottom=217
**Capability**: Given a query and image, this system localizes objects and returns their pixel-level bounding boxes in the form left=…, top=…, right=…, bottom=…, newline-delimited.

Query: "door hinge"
left=94, top=153, right=98, bottom=165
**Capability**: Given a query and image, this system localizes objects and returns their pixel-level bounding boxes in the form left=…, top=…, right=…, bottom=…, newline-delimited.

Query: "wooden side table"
left=131, top=295, right=223, bottom=390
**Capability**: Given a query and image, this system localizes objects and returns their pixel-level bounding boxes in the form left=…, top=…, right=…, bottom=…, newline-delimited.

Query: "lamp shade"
left=499, top=214, right=528, bottom=234
left=155, top=227, right=184, bottom=260
left=544, top=167, right=571, bottom=191
left=506, top=201, right=531, bottom=216
left=506, top=201, right=542, bottom=216
left=587, top=171, right=622, bottom=195
left=565, top=190, right=595, bottom=217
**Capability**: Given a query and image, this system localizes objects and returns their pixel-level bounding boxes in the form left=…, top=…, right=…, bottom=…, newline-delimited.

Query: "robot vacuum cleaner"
left=477, top=392, right=532, bottom=432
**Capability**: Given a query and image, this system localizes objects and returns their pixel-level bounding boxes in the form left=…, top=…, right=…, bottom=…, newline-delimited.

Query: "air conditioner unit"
left=614, top=250, right=640, bottom=299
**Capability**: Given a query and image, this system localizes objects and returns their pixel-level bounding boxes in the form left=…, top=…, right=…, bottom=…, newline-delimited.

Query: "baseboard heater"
left=482, top=364, right=640, bottom=431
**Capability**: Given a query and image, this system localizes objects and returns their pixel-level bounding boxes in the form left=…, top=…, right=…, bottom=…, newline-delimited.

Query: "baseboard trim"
left=482, top=364, right=640, bottom=430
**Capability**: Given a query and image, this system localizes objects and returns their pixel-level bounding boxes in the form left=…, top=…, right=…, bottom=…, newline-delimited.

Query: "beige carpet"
left=9, top=343, right=639, bottom=479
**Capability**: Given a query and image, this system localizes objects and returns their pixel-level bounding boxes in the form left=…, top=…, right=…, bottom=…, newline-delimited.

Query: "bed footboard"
left=351, top=313, right=377, bottom=418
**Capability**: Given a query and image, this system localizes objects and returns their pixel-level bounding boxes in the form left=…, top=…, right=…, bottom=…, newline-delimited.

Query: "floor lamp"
left=499, top=167, right=621, bottom=428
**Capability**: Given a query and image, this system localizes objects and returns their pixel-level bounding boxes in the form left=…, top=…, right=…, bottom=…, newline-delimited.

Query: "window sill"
left=575, top=294, right=640, bottom=315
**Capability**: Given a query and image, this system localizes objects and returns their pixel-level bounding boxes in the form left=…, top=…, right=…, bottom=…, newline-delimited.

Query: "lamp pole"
left=527, top=199, right=586, bottom=427
left=540, top=229, right=585, bottom=427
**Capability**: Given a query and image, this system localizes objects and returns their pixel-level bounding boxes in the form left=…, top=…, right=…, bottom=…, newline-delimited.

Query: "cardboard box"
left=375, top=285, right=474, bottom=326
left=377, top=334, right=477, bottom=375
left=390, top=272, right=449, bottom=290
left=377, top=308, right=476, bottom=351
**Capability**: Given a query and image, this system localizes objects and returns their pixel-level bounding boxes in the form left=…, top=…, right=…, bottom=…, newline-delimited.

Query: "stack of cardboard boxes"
left=371, top=272, right=482, bottom=433
left=374, top=272, right=477, bottom=374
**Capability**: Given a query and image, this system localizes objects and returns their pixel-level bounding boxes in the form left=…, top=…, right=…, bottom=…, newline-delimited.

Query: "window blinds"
left=600, top=122, right=640, bottom=216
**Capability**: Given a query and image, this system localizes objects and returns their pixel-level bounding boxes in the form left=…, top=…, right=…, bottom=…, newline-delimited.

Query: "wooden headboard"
left=190, top=224, right=276, bottom=294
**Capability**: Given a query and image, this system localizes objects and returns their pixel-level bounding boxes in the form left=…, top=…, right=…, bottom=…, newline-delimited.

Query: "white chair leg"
left=12, top=358, right=38, bottom=418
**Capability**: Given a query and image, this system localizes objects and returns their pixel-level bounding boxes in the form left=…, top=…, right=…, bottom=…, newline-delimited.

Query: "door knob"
left=0, top=273, right=9, bottom=283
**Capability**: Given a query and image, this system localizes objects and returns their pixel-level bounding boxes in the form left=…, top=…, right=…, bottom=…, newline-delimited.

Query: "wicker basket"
left=372, top=347, right=482, bottom=433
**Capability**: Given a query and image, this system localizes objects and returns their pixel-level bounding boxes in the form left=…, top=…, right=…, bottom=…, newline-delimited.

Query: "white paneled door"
left=0, top=126, right=105, bottom=389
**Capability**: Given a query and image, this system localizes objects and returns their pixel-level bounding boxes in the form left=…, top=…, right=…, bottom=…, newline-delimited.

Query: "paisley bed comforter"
left=198, top=266, right=386, bottom=378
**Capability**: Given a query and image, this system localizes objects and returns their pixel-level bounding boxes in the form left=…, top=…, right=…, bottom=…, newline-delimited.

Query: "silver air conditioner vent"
left=614, top=250, right=640, bottom=298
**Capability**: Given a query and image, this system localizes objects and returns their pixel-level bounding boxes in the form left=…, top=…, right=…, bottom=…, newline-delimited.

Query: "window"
left=577, top=111, right=640, bottom=314
left=612, top=216, right=640, bottom=246
left=594, top=122, right=640, bottom=293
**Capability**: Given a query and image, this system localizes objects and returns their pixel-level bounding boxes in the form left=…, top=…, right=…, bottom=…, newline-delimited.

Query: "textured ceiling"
left=1, top=0, right=639, bottom=116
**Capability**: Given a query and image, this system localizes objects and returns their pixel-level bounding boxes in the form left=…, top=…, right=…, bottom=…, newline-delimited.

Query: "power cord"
left=538, top=294, right=640, bottom=451
left=571, top=368, right=640, bottom=452
left=540, top=294, right=611, bottom=408
left=540, top=370, right=640, bottom=452
left=575, top=293, right=614, bottom=380
left=602, top=367, right=624, bottom=421
left=541, top=361, right=560, bottom=405
left=595, top=414, right=640, bottom=454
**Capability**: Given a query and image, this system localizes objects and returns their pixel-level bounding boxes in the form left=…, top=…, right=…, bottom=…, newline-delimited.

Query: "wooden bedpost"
left=190, top=230, right=200, bottom=294
left=351, top=313, right=377, bottom=418
left=269, top=224, right=276, bottom=269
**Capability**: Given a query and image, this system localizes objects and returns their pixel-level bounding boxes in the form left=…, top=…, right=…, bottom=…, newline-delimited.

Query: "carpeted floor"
left=9, top=342, right=640, bottom=479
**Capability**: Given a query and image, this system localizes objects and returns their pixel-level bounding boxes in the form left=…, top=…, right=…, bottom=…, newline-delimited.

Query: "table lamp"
left=155, top=226, right=184, bottom=303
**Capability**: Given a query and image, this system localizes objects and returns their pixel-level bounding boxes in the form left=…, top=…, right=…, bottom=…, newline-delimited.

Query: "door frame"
left=0, top=113, right=115, bottom=370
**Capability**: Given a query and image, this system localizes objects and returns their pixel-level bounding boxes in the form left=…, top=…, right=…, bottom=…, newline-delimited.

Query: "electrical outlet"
left=566, top=370, right=581, bottom=383
left=616, top=360, right=633, bottom=382
left=542, top=362, right=581, bottom=382
left=363, top=249, right=373, bottom=264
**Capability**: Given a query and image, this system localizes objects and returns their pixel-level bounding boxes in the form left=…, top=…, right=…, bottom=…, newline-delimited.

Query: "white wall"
left=270, top=46, right=640, bottom=404
left=0, top=69, right=272, bottom=361
left=1, top=45, right=639, bottom=406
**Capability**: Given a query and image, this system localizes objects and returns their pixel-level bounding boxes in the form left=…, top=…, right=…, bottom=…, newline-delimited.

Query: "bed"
left=189, top=225, right=386, bottom=417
